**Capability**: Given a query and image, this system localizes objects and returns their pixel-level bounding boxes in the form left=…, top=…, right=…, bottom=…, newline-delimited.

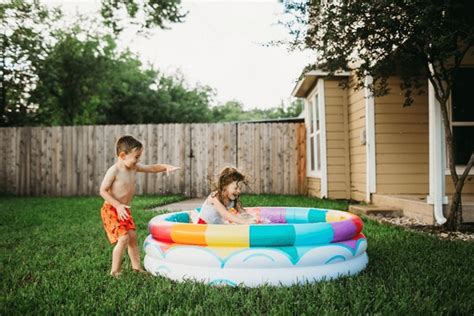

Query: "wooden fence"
left=0, top=123, right=306, bottom=197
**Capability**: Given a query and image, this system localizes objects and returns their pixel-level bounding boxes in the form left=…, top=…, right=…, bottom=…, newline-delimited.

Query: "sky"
left=44, top=0, right=314, bottom=110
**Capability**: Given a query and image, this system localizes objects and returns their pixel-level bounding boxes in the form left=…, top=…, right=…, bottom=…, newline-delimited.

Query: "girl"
left=196, top=167, right=255, bottom=225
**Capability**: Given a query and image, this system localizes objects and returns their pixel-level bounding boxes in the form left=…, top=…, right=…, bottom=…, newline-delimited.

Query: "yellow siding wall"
left=325, top=80, right=351, bottom=199
left=308, top=177, right=321, bottom=197
left=347, top=76, right=366, bottom=201
left=374, top=77, right=430, bottom=194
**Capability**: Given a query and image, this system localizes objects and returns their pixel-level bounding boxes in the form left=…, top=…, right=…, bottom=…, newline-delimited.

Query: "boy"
left=99, top=135, right=179, bottom=277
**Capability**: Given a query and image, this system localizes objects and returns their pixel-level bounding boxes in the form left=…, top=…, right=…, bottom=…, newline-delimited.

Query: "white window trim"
left=305, top=79, right=328, bottom=198
left=305, top=91, right=320, bottom=178
left=444, top=167, right=474, bottom=176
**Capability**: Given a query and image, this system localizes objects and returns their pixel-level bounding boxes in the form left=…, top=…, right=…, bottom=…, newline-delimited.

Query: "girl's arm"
left=235, top=202, right=246, bottom=214
left=209, top=196, right=254, bottom=224
left=136, top=163, right=180, bottom=173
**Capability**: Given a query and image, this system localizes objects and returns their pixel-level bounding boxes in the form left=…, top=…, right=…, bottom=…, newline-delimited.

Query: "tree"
left=1, top=0, right=187, bottom=126
left=211, top=100, right=303, bottom=122
left=31, top=29, right=216, bottom=125
left=100, top=0, right=186, bottom=34
left=211, top=100, right=249, bottom=122
left=284, top=0, right=474, bottom=230
left=0, top=0, right=62, bottom=126
left=152, top=74, right=214, bottom=123
left=31, top=29, right=116, bottom=125
left=210, top=99, right=303, bottom=122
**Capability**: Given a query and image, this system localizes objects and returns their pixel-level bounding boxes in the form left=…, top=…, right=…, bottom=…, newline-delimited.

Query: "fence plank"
left=173, top=124, right=183, bottom=193
left=19, top=127, right=29, bottom=195
left=81, top=126, right=88, bottom=195
left=139, top=124, right=148, bottom=195
left=297, top=123, right=307, bottom=194
left=164, top=124, right=171, bottom=193
left=184, top=124, right=191, bottom=196
left=95, top=125, right=104, bottom=195
left=156, top=124, right=164, bottom=194
left=87, top=126, right=94, bottom=195
left=145, top=124, right=153, bottom=195
left=51, top=127, right=59, bottom=196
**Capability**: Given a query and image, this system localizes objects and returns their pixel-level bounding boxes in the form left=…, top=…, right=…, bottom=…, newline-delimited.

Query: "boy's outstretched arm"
left=99, top=166, right=130, bottom=220
left=136, top=163, right=180, bottom=174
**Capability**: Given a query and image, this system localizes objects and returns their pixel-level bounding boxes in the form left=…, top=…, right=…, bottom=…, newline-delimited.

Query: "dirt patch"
left=368, top=215, right=474, bottom=242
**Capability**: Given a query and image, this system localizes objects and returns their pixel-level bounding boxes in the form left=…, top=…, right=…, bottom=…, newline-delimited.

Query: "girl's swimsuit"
left=197, top=198, right=236, bottom=224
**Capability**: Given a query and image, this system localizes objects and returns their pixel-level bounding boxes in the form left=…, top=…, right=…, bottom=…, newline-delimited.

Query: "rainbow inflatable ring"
left=144, top=207, right=368, bottom=287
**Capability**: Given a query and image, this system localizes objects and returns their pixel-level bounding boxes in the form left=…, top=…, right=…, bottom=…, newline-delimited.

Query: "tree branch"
left=455, top=153, right=474, bottom=193
left=454, top=40, right=473, bottom=70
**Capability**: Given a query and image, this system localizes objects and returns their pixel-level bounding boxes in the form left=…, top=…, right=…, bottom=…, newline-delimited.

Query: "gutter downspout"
left=427, top=78, right=447, bottom=225
left=318, top=79, right=328, bottom=198
left=364, top=76, right=376, bottom=203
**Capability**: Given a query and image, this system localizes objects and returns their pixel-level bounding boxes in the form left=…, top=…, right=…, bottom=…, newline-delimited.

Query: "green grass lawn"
left=1, top=194, right=473, bottom=314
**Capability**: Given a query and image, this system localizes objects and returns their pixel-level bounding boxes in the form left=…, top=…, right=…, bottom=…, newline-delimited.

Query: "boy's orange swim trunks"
left=101, top=202, right=136, bottom=244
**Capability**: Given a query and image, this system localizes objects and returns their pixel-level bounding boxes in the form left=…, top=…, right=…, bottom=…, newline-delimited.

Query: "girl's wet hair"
left=211, top=166, right=248, bottom=209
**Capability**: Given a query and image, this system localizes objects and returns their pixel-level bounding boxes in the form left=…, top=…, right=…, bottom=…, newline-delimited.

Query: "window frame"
left=445, top=67, right=474, bottom=175
left=306, top=83, right=323, bottom=178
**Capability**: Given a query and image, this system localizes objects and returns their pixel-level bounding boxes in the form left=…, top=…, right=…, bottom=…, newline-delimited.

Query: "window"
left=451, top=68, right=474, bottom=166
left=307, top=88, right=322, bottom=176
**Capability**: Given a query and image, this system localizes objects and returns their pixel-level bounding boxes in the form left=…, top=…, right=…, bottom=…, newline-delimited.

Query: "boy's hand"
left=165, top=165, right=181, bottom=176
left=116, top=205, right=130, bottom=221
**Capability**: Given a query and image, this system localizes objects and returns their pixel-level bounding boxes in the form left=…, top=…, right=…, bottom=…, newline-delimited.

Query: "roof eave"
left=291, top=70, right=351, bottom=98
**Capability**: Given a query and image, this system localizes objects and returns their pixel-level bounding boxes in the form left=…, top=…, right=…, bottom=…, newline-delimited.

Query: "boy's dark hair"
left=116, top=135, right=143, bottom=156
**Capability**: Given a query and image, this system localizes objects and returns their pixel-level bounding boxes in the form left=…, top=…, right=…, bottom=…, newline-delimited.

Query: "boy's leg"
left=111, top=234, right=129, bottom=276
left=127, top=230, right=144, bottom=271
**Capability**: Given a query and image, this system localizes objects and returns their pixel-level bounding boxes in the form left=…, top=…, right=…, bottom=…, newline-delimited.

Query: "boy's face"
left=120, top=148, right=143, bottom=169
left=225, top=181, right=241, bottom=201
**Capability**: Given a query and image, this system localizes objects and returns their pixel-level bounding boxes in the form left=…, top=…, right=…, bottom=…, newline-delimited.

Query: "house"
left=291, top=52, right=474, bottom=224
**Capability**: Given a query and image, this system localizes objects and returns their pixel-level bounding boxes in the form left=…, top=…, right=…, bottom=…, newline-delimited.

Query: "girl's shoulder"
left=205, top=192, right=218, bottom=204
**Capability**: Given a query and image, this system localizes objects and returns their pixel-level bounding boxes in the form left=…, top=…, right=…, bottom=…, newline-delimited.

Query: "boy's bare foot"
left=133, top=268, right=148, bottom=274
left=110, top=271, right=121, bottom=278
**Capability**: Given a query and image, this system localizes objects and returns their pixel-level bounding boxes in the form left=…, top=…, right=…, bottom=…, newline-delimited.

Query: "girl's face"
left=224, top=180, right=241, bottom=201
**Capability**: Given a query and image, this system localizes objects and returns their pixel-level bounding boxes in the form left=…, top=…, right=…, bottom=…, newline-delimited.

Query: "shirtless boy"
left=99, top=135, right=179, bottom=277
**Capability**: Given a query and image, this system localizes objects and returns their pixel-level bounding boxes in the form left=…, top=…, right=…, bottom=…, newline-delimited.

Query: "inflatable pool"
left=144, top=207, right=368, bottom=287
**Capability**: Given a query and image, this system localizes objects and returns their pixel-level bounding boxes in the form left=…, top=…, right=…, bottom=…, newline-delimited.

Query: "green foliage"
left=27, top=26, right=215, bottom=125
left=151, top=74, right=214, bottom=123
left=284, top=0, right=474, bottom=105
left=100, top=0, right=186, bottom=34
left=0, top=0, right=62, bottom=126
left=2, top=1, right=302, bottom=126
left=1, top=195, right=474, bottom=314
left=31, top=31, right=113, bottom=125
left=211, top=99, right=303, bottom=122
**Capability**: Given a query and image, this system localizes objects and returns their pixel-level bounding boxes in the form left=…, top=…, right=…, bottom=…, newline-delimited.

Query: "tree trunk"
left=445, top=153, right=474, bottom=230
